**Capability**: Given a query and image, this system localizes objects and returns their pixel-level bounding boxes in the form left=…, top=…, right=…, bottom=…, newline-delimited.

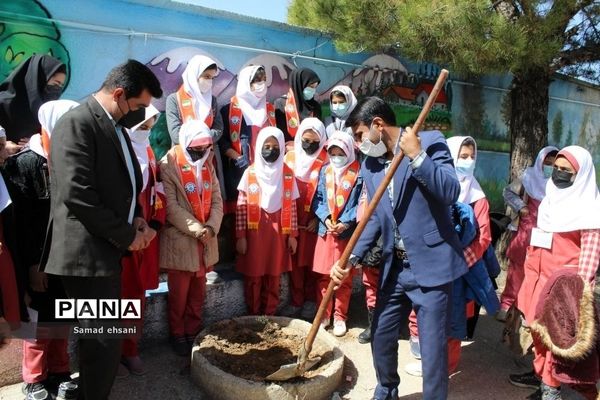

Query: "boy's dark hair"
left=251, top=67, right=266, bottom=83
left=101, top=59, right=162, bottom=99
left=204, top=63, right=218, bottom=72
left=330, top=90, right=346, bottom=100
left=345, top=96, right=396, bottom=128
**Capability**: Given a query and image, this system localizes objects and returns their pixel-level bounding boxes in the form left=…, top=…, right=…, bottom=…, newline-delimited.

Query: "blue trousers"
left=371, top=259, right=452, bottom=400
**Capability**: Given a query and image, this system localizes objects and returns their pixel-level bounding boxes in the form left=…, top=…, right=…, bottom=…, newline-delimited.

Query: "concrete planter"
left=191, top=316, right=344, bottom=400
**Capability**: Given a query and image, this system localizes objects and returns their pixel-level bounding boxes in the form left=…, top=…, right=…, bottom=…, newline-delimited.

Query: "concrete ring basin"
left=191, top=316, right=344, bottom=400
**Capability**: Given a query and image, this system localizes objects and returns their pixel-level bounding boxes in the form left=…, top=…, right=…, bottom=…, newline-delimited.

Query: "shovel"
left=266, top=69, right=450, bottom=382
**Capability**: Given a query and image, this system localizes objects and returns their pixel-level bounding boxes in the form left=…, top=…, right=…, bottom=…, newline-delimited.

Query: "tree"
left=288, top=0, right=600, bottom=179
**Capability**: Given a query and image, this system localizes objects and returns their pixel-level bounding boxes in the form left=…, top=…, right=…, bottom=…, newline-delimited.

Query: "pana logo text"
left=55, top=299, right=142, bottom=319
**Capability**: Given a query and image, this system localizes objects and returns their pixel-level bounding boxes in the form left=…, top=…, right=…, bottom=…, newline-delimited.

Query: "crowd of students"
left=0, top=53, right=598, bottom=400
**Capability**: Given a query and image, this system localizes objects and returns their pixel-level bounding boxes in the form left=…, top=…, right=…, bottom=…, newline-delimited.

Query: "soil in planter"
left=196, top=318, right=334, bottom=382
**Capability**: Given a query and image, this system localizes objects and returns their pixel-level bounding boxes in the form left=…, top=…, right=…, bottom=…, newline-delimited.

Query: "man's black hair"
left=101, top=59, right=162, bottom=99
left=345, top=96, right=396, bottom=128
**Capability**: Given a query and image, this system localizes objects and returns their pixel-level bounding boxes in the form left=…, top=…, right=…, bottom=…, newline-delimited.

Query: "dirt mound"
left=197, top=318, right=332, bottom=381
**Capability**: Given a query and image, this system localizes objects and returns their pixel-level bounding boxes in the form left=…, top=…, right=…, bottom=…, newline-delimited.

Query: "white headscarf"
left=0, top=125, right=10, bottom=212
left=522, top=145, right=558, bottom=201
left=128, top=104, right=160, bottom=191
left=31, top=100, right=79, bottom=159
left=538, top=146, right=600, bottom=233
left=447, top=135, right=486, bottom=204
left=326, top=85, right=358, bottom=138
left=293, top=117, right=327, bottom=182
left=236, top=65, right=268, bottom=127
left=327, top=130, right=357, bottom=185
left=182, top=55, right=217, bottom=122
left=237, top=126, right=299, bottom=213
left=179, top=120, right=213, bottom=186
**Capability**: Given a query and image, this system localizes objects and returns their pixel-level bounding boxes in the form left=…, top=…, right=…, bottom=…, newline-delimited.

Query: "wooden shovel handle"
left=300, top=69, right=450, bottom=363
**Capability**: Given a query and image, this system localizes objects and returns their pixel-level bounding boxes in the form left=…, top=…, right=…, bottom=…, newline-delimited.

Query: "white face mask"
left=198, top=78, right=212, bottom=94
left=358, top=124, right=387, bottom=158
left=330, top=155, right=348, bottom=168
left=455, top=158, right=475, bottom=177
left=331, top=103, right=348, bottom=117
left=252, top=82, right=267, bottom=98
left=130, top=129, right=151, bottom=144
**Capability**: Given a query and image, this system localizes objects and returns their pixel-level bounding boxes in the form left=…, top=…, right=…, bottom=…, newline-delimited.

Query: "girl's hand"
left=288, top=236, right=297, bottom=255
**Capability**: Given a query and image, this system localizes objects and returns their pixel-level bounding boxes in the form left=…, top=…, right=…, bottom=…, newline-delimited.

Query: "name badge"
left=530, top=227, right=553, bottom=249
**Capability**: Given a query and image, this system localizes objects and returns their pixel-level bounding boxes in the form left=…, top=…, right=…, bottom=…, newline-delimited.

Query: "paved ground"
left=0, top=270, right=593, bottom=400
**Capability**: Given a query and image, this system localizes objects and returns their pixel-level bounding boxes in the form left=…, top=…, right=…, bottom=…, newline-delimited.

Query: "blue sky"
left=173, top=0, right=288, bottom=22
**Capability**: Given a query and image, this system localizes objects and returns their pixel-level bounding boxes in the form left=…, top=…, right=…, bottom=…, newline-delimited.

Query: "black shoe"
left=509, top=370, right=541, bottom=389
left=23, top=382, right=52, bottom=400
left=45, top=372, right=72, bottom=395
left=171, top=336, right=190, bottom=357
left=56, top=380, right=79, bottom=400
left=358, top=307, right=374, bottom=344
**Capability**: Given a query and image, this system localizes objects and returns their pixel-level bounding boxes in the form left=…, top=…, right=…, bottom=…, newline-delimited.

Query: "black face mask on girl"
left=301, top=140, right=320, bottom=155
left=551, top=168, right=575, bottom=189
left=43, top=84, right=63, bottom=102
left=261, top=148, right=280, bottom=163
left=187, top=149, right=207, bottom=162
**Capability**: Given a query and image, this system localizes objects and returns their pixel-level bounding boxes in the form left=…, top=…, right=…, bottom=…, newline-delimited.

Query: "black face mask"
left=551, top=168, right=575, bottom=189
left=187, top=149, right=207, bottom=162
left=261, top=148, right=280, bottom=163
left=118, top=107, right=146, bottom=129
left=301, top=140, right=320, bottom=155
left=43, top=84, right=63, bottom=102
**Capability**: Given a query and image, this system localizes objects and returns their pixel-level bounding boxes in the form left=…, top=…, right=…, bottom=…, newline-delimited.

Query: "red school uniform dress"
left=121, top=115, right=166, bottom=357
left=236, top=127, right=299, bottom=315
left=312, top=133, right=362, bottom=322
left=518, top=146, right=600, bottom=394
left=283, top=118, right=328, bottom=309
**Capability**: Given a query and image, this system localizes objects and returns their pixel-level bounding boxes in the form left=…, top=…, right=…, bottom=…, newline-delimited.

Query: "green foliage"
left=149, top=113, right=171, bottom=161
left=288, top=0, right=600, bottom=79
left=478, top=178, right=506, bottom=213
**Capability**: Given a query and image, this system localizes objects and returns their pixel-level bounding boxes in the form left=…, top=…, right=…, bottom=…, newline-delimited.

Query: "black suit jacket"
left=41, top=96, right=142, bottom=277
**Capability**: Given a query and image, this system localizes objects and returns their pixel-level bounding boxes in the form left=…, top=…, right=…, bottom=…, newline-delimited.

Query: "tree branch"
left=552, top=41, right=600, bottom=70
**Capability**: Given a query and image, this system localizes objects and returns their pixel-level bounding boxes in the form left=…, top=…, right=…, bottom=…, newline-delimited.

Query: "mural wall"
left=2, top=0, right=600, bottom=211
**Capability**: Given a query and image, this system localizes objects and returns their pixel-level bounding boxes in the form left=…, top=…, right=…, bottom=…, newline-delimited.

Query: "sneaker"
left=509, top=370, right=541, bottom=389
left=300, top=301, right=317, bottom=320
left=23, top=382, right=52, bottom=400
left=332, top=320, right=347, bottom=337
left=122, top=356, right=147, bottom=376
left=404, top=361, right=423, bottom=377
left=409, top=336, right=421, bottom=359
left=496, top=308, right=509, bottom=322
left=170, top=335, right=190, bottom=357
left=278, top=304, right=301, bottom=317
left=206, top=271, right=222, bottom=284
left=540, top=383, right=562, bottom=400
left=526, top=388, right=542, bottom=400
left=56, top=380, right=79, bottom=400
left=45, top=372, right=72, bottom=395
left=320, top=317, right=331, bottom=330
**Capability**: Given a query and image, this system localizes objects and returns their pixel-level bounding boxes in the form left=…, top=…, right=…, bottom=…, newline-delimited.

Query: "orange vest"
left=246, top=164, right=295, bottom=234
left=284, top=149, right=326, bottom=212
left=284, top=88, right=301, bottom=138
left=228, top=96, right=276, bottom=155
left=175, top=145, right=212, bottom=223
left=176, top=86, right=214, bottom=128
left=41, top=128, right=51, bottom=160
left=325, top=161, right=360, bottom=224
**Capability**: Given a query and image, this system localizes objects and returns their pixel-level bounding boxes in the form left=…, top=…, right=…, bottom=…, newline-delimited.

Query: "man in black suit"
left=41, top=60, right=162, bottom=400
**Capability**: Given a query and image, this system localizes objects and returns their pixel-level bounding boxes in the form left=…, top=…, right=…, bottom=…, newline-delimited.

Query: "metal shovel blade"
left=265, top=356, right=321, bottom=381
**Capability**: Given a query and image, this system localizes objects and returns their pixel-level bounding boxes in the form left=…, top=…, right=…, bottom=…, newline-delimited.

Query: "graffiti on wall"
left=0, top=0, right=71, bottom=85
